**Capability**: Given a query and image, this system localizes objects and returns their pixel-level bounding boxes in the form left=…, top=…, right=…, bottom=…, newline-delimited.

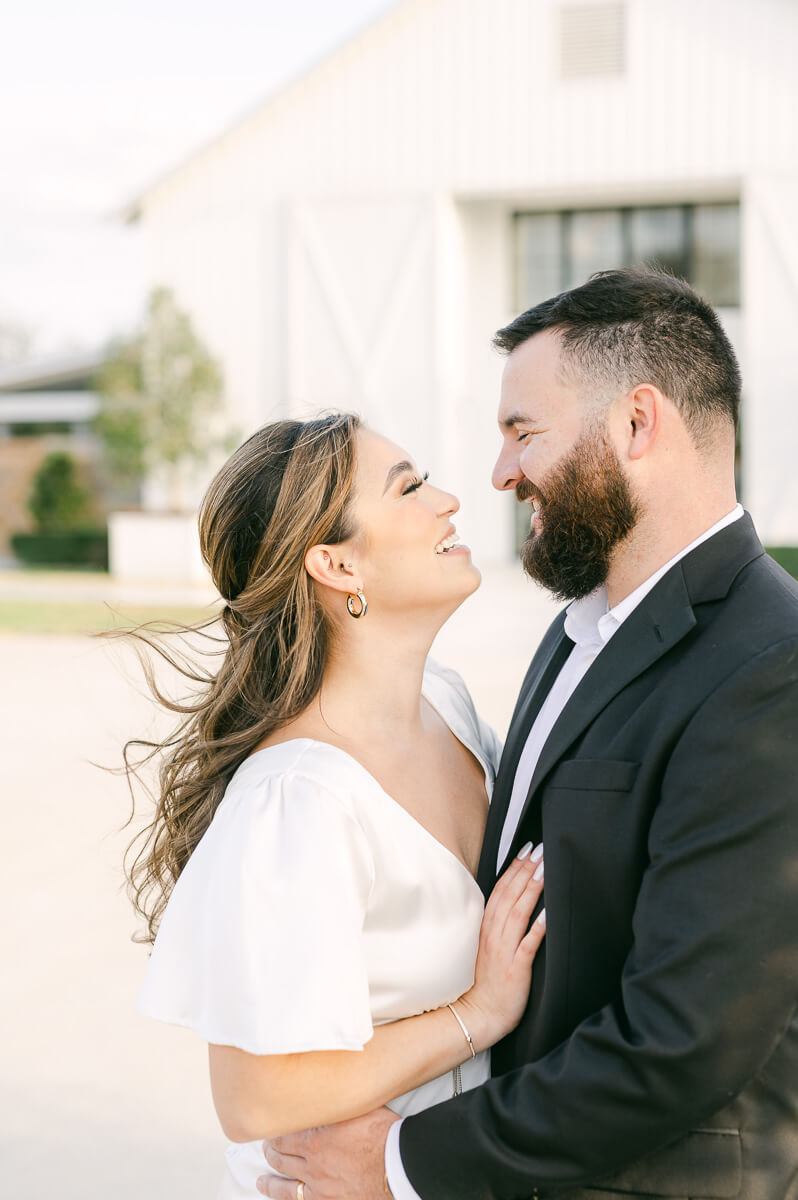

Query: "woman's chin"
left=465, top=561, right=482, bottom=593
left=450, top=560, right=482, bottom=605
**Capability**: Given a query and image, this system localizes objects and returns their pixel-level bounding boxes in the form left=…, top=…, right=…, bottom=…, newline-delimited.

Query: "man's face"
left=493, top=330, right=639, bottom=601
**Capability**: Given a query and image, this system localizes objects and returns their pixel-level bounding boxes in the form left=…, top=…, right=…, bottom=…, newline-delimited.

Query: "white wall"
left=134, top=0, right=798, bottom=558
left=742, top=173, right=798, bottom=545
left=456, top=199, right=518, bottom=564
left=140, top=0, right=797, bottom=211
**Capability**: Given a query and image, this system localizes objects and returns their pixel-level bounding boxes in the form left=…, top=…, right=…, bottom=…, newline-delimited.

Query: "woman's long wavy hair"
left=122, top=412, right=361, bottom=943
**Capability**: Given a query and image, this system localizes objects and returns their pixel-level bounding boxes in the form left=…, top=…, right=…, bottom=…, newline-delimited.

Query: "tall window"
left=512, top=202, right=742, bottom=551
left=515, top=203, right=740, bottom=310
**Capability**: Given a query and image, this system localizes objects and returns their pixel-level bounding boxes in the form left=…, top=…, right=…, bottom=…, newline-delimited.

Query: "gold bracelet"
left=447, top=1001, right=477, bottom=1058
left=384, top=1171, right=394, bottom=1197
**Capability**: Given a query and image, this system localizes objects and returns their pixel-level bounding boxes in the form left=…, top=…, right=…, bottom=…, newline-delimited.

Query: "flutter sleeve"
left=136, top=757, right=376, bottom=1055
left=423, top=657, right=504, bottom=781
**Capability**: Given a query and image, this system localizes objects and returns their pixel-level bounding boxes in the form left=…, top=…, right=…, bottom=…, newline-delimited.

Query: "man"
left=259, top=269, right=798, bottom=1198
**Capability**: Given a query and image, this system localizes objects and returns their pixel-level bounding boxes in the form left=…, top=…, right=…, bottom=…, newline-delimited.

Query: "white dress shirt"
left=385, top=503, right=744, bottom=1200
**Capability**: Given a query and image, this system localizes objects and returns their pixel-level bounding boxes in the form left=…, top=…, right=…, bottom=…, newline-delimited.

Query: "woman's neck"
left=315, top=619, right=438, bottom=744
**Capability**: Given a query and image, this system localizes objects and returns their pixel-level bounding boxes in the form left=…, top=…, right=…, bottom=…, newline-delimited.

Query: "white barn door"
left=282, top=194, right=464, bottom=487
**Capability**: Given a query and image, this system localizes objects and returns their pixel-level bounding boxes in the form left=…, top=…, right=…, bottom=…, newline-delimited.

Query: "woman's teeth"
left=435, top=533, right=460, bottom=554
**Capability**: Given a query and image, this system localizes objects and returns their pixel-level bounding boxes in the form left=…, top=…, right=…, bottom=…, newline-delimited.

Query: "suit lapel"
left=494, top=566, right=698, bottom=874
left=497, top=615, right=571, bottom=795
left=484, top=512, right=766, bottom=883
left=477, top=617, right=572, bottom=894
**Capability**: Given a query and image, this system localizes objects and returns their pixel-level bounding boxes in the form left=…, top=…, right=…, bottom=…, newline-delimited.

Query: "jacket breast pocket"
left=541, top=757, right=646, bottom=1021
left=546, top=758, right=640, bottom=794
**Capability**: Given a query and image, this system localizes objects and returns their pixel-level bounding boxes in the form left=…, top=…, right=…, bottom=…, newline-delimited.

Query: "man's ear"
left=304, top=545, right=362, bottom=597
left=624, top=384, right=662, bottom=461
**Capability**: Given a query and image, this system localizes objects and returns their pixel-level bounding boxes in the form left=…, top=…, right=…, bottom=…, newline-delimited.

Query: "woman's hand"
left=209, top=844, right=544, bottom=1141
left=456, top=843, right=545, bottom=1052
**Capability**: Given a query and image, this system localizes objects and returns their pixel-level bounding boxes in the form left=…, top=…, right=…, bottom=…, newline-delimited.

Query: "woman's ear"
left=304, top=545, right=362, bottom=597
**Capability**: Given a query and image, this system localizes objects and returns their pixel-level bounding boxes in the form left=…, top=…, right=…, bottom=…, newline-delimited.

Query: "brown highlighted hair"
left=122, top=412, right=361, bottom=943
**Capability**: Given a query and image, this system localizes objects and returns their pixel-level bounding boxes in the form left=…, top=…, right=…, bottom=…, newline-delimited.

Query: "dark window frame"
left=513, top=201, right=740, bottom=310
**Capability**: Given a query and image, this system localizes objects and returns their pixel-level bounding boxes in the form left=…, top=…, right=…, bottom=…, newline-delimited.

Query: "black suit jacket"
left=400, top=514, right=798, bottom=1200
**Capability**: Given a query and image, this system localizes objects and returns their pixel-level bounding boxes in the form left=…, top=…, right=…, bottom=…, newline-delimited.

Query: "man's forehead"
left=498, top=333, right=577, bottom=426
left=497, top=361, right=546, bottom=427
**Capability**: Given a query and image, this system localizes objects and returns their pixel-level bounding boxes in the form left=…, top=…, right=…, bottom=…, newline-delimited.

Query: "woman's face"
left=346, top=427, right=481, bottom=619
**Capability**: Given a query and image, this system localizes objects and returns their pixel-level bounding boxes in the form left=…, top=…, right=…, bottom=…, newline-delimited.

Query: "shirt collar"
left=563, top=586, right=610, bottom=652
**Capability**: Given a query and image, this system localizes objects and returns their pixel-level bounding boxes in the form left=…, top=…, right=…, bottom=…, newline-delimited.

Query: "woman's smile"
left=434, top=526, right=471, bottom=557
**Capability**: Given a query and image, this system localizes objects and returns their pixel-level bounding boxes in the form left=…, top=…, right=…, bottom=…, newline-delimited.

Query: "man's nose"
left=492, top=447, right=522, bottom=492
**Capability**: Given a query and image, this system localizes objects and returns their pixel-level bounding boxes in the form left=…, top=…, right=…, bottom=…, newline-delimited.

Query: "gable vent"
left=559, top=3, right=625, bottom=79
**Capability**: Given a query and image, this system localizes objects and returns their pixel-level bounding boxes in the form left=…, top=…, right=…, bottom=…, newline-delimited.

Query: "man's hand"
left=257, top=1107, right=401, bottom=1200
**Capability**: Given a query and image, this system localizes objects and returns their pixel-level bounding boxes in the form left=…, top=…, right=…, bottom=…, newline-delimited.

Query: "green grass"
left=767, top=546, right=798, bottom=580
left=0, top=600, right=221, bottom=635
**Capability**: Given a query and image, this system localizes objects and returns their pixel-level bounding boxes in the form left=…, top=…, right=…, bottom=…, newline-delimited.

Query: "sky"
left=1, top=0, right=396, bottom=360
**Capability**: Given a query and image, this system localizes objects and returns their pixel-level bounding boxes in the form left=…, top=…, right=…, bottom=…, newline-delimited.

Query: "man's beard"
left=518, top=425, right=639, bottom=602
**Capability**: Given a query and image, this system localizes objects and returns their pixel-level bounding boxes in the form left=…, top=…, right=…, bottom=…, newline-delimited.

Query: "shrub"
left=28, top=452, right=89, bottom=532
left=10, top=452, right=106, bottom=569
left=11, top=529, right=108, bottom=569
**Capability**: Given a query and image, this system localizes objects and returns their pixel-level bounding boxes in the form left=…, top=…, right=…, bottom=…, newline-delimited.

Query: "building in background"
left=0, top=351, right=105, bottom=558
left=128, top=0, right=798, bottom=565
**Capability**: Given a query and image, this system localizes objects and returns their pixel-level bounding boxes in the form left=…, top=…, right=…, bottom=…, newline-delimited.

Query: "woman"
left=132, top=413, right=546, bottom=1199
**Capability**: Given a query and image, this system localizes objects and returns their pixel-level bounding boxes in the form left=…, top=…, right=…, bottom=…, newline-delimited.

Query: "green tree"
left=94, top=288, right=226, bottom=509
left=28, top=452, right=89, bottom=532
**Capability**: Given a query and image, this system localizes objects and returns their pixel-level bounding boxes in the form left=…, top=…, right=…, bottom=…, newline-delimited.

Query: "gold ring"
left=296, top=1183, right=305, bottom=1200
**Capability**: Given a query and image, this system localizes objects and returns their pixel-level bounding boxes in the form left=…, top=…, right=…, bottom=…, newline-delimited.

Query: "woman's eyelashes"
left=402, top=472, right=429, bottom=495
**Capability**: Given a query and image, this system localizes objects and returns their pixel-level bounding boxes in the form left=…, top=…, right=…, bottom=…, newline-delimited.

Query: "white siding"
left=743, top=173, right=798, bottom=545
left=136, top=0, right=798, bottom=554
left=140, top=0, right=797, bottom=211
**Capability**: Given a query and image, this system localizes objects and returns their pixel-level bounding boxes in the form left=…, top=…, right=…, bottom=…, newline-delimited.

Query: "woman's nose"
left=442, top=490, right=460, bottom=516
left=433, top=486, right=459, bottom=516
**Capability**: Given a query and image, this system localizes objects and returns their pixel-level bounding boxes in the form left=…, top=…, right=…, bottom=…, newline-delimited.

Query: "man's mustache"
left=516, top=479, right=543, bottom=504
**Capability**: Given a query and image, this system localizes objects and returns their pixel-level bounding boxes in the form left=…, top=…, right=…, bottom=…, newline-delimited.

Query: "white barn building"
left=129, top=0, right=798, bottom=566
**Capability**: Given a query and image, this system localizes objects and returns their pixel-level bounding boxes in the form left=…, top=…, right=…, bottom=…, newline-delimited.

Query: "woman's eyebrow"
left=382, top=459, right=415, bottom=494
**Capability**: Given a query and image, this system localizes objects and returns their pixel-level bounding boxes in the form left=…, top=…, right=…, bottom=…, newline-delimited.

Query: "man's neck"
left=605, top=498, right=740, bottom=609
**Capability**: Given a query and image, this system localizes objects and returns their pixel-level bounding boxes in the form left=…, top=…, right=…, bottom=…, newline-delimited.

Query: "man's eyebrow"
left=382, top=459, right=415, bottom=494
left=500, top=411, right=536, bottom=430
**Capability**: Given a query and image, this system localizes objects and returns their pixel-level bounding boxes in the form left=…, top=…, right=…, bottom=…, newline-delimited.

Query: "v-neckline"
left=240, top=687, right=491, bottom=889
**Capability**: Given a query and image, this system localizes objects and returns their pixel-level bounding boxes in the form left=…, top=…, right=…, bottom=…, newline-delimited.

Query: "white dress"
left=137, top=660, right=502, bottom=1199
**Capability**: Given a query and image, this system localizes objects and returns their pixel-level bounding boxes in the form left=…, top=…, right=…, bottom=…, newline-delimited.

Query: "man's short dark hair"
left=494, top=268, right=741, bottom=440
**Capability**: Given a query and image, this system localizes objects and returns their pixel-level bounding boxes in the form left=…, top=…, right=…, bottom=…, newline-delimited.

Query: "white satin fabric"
left=137, top=659, right=501, bottom=1199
